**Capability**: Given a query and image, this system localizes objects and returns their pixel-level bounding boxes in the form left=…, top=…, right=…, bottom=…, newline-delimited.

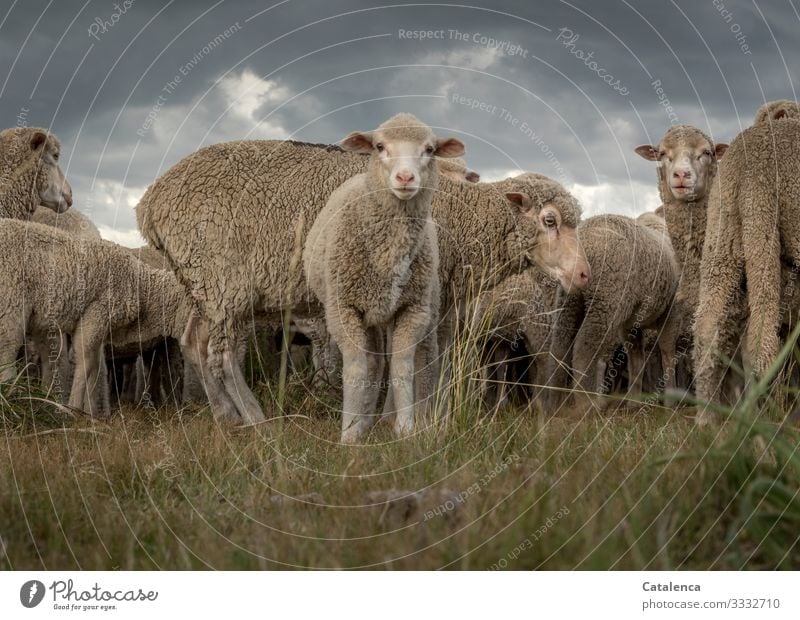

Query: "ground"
left=2, top=367, right=799, bottom=570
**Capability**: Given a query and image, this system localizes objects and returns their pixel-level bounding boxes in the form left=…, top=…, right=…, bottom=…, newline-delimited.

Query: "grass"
left=2, top=363, right=799, bottom=570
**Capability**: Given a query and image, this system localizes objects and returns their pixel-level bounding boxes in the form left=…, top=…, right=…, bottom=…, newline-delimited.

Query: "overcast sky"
left=1, top=0, right=797, bottom=245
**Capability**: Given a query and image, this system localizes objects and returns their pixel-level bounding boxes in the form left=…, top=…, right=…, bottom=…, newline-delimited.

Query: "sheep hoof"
left=340, top=428, right=362, bottom=445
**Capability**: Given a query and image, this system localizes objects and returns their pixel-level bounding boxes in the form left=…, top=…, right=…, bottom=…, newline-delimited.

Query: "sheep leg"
left=626, top=338, right=645, bottom=397
left=360, top=326, right=385, bottom=431
left=219, top=346, right=265, bottom=424
left=545, top=293, right=581, bottom=410
left=572, top=310, right=616, bottom=411
left=741, top=182, right=782, bottom=379
left=389, top=305, right=430, bottom=437
left=0, top=320, right=25, bottom=383
left=413, top=322, right=439, bottom=422
left=380, top=324, right=395, bottom=421
left=331, top=307, right=372, bottom=444
left=694, top=222, right=745, bottom=415
left=180, top=315, right=240, bottom=422
left=68, top=309, right=109, bottom=417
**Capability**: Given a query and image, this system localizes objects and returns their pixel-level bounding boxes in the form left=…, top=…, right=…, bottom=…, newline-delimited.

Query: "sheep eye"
left=425, top=145, right=434, bottom=155
left=53, top=153, right=59, bottom=161
left=376, top=143, right=384, bottom=152
left=543, top=213, right=557, bottom=228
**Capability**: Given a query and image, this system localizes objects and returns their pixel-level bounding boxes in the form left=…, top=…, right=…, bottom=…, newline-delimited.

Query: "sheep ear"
left=465, top=170, right=480, bottom=183
left=714, top=143, right=729, bottom=159
left=341, top=131, right=374, bottom=153
left=506, top=192, right=533, bottom=215
left=30, top=131, right=48, bottom=151
left=634, top=145, right=660, bottom=161
left=434, top=137, right=465, bottom=158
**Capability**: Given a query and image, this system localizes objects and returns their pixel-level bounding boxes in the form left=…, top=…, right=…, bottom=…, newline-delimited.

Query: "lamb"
left=137, top=130, right=589, bottom=426
left=633, top=126, right=729, bottom=387
left=302, top=113, right=457, bottom=441
left=0, top=220, right=196, bottom=417
left=26, top=207, right=101, bottom=398
left=0, top=127, right=72, bottom=220
left=694, top=118, right=800, bottom=411
left=753, top=99, right=800, bottom=124
left=548, top=212, right=679, bottom=409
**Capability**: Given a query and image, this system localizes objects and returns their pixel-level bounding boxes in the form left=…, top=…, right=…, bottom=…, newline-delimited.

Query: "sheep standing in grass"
left=0, top=220, right=197, bottom=417
left=303, top=113, right=461, bottom=441
left=694, top=118, right=800, bottom=412
left=633, top=126, right=729, bottom=388
left=27, top=207, right=101, bottom=399
left=548, top=212, right=679, bottom=409
left=137, top=126, right=588, bottom=426
left=0, top=127, right=72, bottom=219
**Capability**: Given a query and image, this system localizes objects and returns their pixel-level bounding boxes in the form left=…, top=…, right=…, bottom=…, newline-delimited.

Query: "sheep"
left=753, top=99, right=800, bottom=125
left=104, top=245, right=186, bottom=408
left=471, top=268, right=561, bottom=408
left=436, top=156, right=480, bottom=183
left=289, top=155, right=481, bottom=393
left=694, top=118, right=800, bottom=411
left=0, top=220, right=197, bottom=417
left=548, top=212, right=679, bottom=409
left=633, top=126, right=729, bottom=388
left=137, top=128, right=589, bottom=426
left=25, top=207, right=102, bottom=399
left=302, top=113, right=456, bottom=441
left=0, top=127, right=72, bottom=220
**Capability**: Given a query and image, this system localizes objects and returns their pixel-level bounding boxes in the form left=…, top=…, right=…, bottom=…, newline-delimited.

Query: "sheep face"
left=505, top=192, right=590, bottom=293
left=30, top=130, right=72, bottom=213
left=341, top=113, right=465, bottom=200
left=635, top=126, right=728, bottom=203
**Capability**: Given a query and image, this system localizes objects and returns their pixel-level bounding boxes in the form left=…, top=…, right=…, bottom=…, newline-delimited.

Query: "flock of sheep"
left=1, top=99, right=798, bottom=442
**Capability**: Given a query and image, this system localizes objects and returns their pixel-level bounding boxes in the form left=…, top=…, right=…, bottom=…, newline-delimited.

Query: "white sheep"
left=26, top=207, right=102, bottom=399
left=0, top=220, right=197, bottom=417
left=303, top=113, right=462, bottom=441
left=137, top=128, right=589, bottom=426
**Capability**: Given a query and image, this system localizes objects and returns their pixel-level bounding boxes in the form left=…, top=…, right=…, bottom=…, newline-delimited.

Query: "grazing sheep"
left=26, top=207, right=102, bottom=398
left=753, top=99, right=800, bottom=124
left=633, top=126, right=729, bottom=387
left=137, top=131, right=589, bottom=425
left=0, top=127, right=72, bottom=220
left=303, top=113, right=460, bottom=441
left=694, top=118, right=800, bottom=410
left=548, top=212, right=679, bottom=409
left=0, top=220, right=197, bottom=417
left=104, top=245, right=187, bottom=408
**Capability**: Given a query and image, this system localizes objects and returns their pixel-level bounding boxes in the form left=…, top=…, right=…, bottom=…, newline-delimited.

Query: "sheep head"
left=340, top=113, right=465, bottom=200
left=0, top=127, right=72, bottom=214
left=635, top=125, right=728, bottom=204
left=754, top=99, right=800, bottom=124
left=503, top=175, right=590, bottom=293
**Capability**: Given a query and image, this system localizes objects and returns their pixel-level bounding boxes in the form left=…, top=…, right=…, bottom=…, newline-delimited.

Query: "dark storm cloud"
left=1, top=0, right=797, bottom=241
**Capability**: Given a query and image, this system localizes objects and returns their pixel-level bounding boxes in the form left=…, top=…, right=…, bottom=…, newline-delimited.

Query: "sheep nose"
left=395, top=171, right=415, bottom=185
left=63, top=183, right=73, bottom=207
left=673, top=170, right=691, bottom=180
left=578, top=264, right=591, bottom=286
